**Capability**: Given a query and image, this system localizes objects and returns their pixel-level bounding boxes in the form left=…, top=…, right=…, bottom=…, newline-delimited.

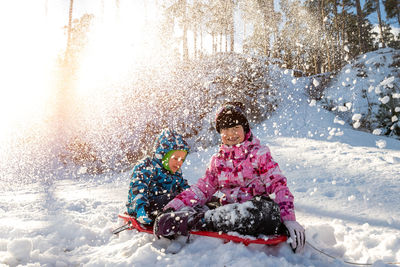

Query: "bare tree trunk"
left=376, top=0, right=385, bottom=47
left=296, top=46, right=300, bottom=69
left=182, top=0, right=189, bottom=61
left=257, top=0, right=273, bottom=57
left=355, top=0, right=366, bottom=54
left=212, top=32, right=216, bottom=53
left=200, top=30, right=203, bottom=55
left=341, top=0, right=348, bottom=62
left=65, top=0, right=74, bottom=60
left=320, top=0, right=332, bottom=72
left=193, top=0, right=199, bottom=58
left=219, top=33, right=223, bottom=52
left=57, top=0, right=75, bottom=148
left=397, top=0, right=400, bottom=25
left=229, top=0, right=235, bottom=52
left=225, top=29, right=228, bottom=52
left=313, top=54, right=321, bottom=74
left=116, top=0, right=120, bottom=20
left=272, top=11, right=280, bottom=58
left=183, top=27, right=188, bottom=60
left=230, top=26, right=234, bottom=52
left=333, top=0, right=340, bottom=70
left=194, top=25, right=198, bottom=59
left=45, top=0, right=48, bottom=17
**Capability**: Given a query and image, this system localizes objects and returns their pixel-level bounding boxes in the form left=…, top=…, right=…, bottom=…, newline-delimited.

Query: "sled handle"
left=112, top=221, right=132, bottom=235
left=118, top=213, right=154, bottom=234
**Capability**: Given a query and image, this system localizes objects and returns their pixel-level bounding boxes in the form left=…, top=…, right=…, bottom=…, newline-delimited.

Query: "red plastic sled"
left=116, top=213, right=287, bottom=246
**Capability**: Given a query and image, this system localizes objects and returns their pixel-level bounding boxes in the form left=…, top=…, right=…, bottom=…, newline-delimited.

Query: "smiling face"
left=168, top=150, right=187, bottom=174
left=220, top=125, right=245, bottom=146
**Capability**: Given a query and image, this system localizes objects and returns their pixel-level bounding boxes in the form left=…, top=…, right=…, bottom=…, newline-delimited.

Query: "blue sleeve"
left=126, top=161, right=154, bottom=215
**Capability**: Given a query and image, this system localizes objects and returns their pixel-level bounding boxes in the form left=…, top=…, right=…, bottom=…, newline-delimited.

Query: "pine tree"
left=383, top=0, right=400, bottom=25
left=375, top=83, right=400, bottom=137
left=364, top=0, right=386, bottom=47
left=355, top=0, right=367, bottom=54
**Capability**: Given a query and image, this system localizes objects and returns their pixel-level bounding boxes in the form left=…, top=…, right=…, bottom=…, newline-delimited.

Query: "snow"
left=323, top=48, right=400, bottom=137
left=352, top=114, right=362, bottom=121
left=1, top=57, right=400, bottom=267
left=6, top=239, right=32, bottom=263
left=380, top=96, right=390, bottom=104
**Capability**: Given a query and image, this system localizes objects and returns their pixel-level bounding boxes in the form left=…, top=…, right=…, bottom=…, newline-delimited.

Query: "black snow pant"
left=154, top=196, right=287, bottom=239
left=204, top=196, right=286, bottom=236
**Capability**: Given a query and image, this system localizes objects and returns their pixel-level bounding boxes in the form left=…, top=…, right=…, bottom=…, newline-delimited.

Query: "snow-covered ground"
left=1, top=64, right=400, bottom=266
left=323, top=48, right=400, bottom=137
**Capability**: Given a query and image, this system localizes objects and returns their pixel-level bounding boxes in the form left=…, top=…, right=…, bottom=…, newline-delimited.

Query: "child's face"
left=168, top=150, right=187, bottom=174
left=220, top=125, right=245, bottom=146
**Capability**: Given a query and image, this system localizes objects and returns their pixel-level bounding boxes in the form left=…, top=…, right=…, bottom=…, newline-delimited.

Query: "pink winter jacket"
left=164, top=133, right=296, bottom=221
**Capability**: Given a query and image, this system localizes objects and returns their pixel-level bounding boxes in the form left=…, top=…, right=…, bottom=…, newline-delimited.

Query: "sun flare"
left=75, top=23, right=143, bottom=96
left=0, top=2, right=64, bottom=143
left=75, top=5, right=158, bottom=98
left=0, top=1, right=161, bottom=144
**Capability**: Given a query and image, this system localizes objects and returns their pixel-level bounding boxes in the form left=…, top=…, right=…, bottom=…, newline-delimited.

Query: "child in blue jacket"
left=126, top=129, right=190, bottom=224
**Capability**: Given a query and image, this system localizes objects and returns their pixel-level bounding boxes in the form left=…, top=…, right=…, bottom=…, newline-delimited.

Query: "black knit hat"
left=215, top=102, right=250, bottom=133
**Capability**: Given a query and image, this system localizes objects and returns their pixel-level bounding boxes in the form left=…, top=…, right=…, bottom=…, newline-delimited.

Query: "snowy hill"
left=1, top=56, right=400, bottom=266
left=322, top=48, right=400, bottom=139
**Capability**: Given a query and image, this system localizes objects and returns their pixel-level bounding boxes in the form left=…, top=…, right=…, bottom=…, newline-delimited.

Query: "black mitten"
left=154, top=207, right=203, bottom=239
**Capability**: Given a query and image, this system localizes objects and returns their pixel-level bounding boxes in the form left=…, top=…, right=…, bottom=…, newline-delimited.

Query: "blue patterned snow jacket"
left=126, top=129, right=190, bottom=216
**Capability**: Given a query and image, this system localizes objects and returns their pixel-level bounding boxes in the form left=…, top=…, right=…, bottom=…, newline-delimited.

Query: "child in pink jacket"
left=155, top=102, right=305, bottom=253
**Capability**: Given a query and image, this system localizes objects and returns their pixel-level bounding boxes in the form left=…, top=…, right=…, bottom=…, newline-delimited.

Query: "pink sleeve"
left=258, top=148, right=296, bottom=221
left=164, top=157, right=219, bottom=211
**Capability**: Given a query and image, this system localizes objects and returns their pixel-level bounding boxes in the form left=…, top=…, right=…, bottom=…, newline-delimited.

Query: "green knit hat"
left=162, top=150, right=187, bottom=172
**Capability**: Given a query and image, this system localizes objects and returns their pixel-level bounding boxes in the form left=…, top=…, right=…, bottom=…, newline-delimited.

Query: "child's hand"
left=284, top=220, right=305, bottom=253
left=136, top=206, right=152, bottom=224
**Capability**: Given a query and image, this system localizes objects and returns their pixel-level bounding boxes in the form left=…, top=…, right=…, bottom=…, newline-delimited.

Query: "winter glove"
left=136, top=206, right=152, bottom=225
left=154, top=207, right=205, bottom=239
left=284, top=220, right=305, bottom=253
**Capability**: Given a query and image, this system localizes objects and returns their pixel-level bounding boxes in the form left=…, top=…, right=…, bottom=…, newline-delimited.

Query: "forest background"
left=1, top=0, right=399, bottom=180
